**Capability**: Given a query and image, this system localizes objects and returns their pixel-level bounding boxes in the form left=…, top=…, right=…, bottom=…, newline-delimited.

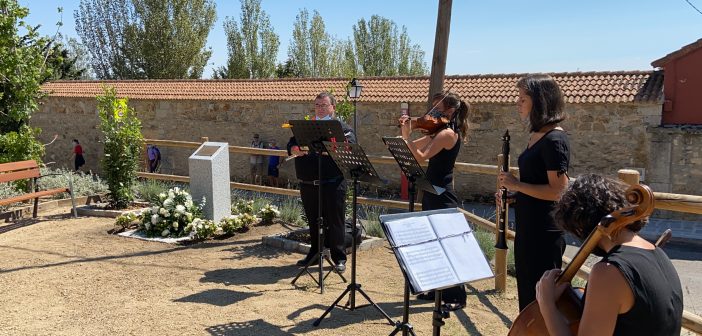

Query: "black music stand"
left=290, top=120, right=348, bottom=293
left=313, top=141, right=395, bottom=327
left=382, top=136, right=445, bottom=336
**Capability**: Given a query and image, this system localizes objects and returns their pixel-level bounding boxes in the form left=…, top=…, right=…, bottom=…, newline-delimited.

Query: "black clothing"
left=421, top=134, right=466, bottom=305
left=287, top=119, right=356, bottom=263
left=598, top=245, right=683, bottom=336
left=514, top=129, right=570, bottom=310
left=74, top=154, right=85, bottom=171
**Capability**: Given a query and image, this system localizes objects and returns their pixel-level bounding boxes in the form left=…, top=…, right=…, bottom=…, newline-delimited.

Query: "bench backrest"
left=0, top=160, right=41, bottom=183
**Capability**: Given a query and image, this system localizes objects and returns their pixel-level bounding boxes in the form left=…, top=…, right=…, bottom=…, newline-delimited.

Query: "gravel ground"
left=0, top=210, right=519, bottom=336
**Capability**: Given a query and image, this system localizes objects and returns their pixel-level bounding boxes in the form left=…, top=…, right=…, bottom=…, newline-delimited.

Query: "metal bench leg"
left=32, top=177, right=39, bottom=218
left=69, top=177, right=78, bottom=218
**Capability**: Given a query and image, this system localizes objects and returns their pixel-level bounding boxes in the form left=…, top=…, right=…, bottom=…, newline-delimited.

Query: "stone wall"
left=35, top=96, right=695, bottom=202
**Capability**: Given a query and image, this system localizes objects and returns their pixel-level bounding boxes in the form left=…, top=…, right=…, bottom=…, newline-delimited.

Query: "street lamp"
left=348, top=78, right=363, bottom=133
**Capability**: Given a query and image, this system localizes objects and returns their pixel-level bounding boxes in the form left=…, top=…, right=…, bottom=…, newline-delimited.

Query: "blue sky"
left=19, top=0, right=702, bottom=77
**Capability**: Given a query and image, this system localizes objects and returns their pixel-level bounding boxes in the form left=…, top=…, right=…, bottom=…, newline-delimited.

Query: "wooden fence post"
left=494, top=154, right=507, bottom=292
left=618, top=169, right=640, bottom=185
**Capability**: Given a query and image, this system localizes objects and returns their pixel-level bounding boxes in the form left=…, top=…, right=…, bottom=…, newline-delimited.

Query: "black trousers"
left=514, top=231, right=565, bottom=311
left=300, top=179, right=347, bottom=263
left=422, top=189, right=466, bottom=305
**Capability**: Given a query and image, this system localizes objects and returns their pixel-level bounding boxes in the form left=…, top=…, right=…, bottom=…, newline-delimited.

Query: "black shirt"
left=425, top=135, right=461, bottom=188
left=286, top=119, right=356, bottom=181
left=515, top=129, right=570, bottom=234
left=598, top=245, right=683, bottom=336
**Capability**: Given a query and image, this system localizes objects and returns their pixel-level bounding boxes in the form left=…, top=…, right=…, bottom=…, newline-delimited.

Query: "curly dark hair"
left=553, top=174, right=646, bottom=241
left=516, top=74, right=566, bottom=132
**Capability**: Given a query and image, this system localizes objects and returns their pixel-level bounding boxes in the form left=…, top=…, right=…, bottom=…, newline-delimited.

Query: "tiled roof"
left=652, top=38, right=702, bottom=68
left=40, top=70, right=663, bottom=104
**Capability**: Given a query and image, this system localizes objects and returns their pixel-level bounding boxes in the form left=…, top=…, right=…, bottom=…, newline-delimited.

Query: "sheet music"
left=429, top=212, right=472, bottom=238
left=398, top=241, right=459, bottom=292
left=441, top=235, right=494, bottom=283
left=384, top=216, right=436, bottom=246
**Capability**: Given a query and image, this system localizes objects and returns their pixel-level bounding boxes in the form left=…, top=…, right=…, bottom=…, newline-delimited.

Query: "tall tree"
left=64, top=37, right=94, bottom=79
left=287, top=9, right=331, bottom=77
left=0, top=0, right=47, bottom=163
left=352, top=15, right=427, bottom=76
left=215, top=0, right=279, bottom=79
left=74, top=0, right=216, bottom=79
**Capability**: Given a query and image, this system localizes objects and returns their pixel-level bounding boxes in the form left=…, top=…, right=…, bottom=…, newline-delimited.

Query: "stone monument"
left=188, top=142, right=231, bottom=222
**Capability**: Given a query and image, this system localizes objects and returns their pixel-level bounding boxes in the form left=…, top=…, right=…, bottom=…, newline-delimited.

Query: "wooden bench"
left=0, top=160, right=78, bottom=218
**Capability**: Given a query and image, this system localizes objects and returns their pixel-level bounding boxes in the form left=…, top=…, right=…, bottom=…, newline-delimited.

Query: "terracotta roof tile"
left=40, top=71, right=663, bottom=104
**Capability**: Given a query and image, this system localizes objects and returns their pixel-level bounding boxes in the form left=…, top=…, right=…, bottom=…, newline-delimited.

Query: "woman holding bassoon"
left=498, top=74, right=571, bottom=311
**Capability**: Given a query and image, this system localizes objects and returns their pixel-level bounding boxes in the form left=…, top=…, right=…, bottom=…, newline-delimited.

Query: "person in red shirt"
left=71, top=139, right=85, bottom=171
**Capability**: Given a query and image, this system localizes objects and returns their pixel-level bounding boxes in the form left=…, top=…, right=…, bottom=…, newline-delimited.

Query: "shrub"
left=361, top=205, right=385, bottom=238
left=138, top=187, right=203, bottom=238
left=97, top=86, right=144, bottom=209
left=115, top=212, right=140, bottom=231
left=279, top=197, right=305, bottom=226
left=233, top=199, right=254, bottom=215
left=220, top=215, right=246, bottom=235
left=134, top=179, right=175, bottom=204
left=185, top=218, right=218, bottom=240
left=0, top=183, right=22, bottom=212
left=38, top=167, right=108, bottom=198
left=258, top=204, right=280, bottom=224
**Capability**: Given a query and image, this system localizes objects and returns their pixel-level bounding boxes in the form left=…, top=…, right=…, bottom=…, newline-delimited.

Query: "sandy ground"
left=0, top=210, right=519, bottom=336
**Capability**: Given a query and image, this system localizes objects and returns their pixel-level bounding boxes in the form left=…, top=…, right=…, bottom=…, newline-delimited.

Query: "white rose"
left=145, top=223, right=151, bottom=229
left=175, top=205, right=185, bottom=213
left=151, top=214, right=160, bottom=224
left=172, top=222, right=178, bottom=229
left=161, top=229, right=170, bottom=237
left=163, top=198, right=174, bottom=207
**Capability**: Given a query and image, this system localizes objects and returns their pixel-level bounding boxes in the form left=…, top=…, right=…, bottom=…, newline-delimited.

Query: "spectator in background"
left=267, top=140, right=281, bottom=187
left=71, top=139, right=85, bottom=172
left=250, top=133, right=264, bottom=184
left=147, top=144, right=161, bottom=173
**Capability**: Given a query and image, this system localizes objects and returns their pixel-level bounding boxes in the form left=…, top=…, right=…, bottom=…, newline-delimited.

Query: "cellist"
left=536, top=174, right=683, bottom=335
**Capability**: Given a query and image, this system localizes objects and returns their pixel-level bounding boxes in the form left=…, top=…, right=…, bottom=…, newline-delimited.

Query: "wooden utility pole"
left=427, top=0, right=453, bottom=108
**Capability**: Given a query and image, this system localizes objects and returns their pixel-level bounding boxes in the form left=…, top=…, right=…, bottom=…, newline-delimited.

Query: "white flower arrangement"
left=138, top=187, right=204, bottom=238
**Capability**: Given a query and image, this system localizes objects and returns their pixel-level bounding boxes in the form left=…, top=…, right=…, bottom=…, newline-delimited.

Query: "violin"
left=404, top=108, right=451, bottom=135
left=508, top=184, right=655, bottom=336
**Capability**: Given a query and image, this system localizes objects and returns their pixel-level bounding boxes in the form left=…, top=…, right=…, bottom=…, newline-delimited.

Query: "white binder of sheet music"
left=385, top=212, right=494, bottom=293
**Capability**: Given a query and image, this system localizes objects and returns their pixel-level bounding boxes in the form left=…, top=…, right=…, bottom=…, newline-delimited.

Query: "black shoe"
left=334, top=260, right=346, bottom=273
left=443, top=302, right=465, bottom=311
left=417, top=291, right=435, bottom=301
left=296, top=255, right=319, bottom=266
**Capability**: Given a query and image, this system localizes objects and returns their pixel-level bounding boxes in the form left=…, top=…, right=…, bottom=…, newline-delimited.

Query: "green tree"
left=0, top=0, right=48, bottom=164
left=43, top=40, right=88, bottom=81
left=352, top=15, right=427, bottom=76
left=64, top=37, right=94, bottom=79
left=216, top=0, right=279, bottom=79
left=74, top=0, right=216, bottom=79
left=288, top=9, right=331, bottom=77
left=97, top=86, right=143, bottom=209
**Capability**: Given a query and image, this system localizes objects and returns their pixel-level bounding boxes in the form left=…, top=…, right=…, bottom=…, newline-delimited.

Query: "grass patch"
left=135, top=179, right=182, bottom=204
left=360, top=205, right=386, bottom=238
left=473, top=226, right=516, bottom=276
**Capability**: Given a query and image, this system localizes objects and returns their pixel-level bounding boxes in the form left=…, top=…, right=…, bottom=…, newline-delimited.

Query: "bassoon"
left=495, top=130, right=510, bottom=250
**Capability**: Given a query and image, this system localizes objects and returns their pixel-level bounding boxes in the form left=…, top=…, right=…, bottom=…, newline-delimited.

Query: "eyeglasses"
left=314, top=103, right=331, bottom=108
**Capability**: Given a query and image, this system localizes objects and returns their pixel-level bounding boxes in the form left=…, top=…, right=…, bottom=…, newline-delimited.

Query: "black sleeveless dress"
left=422, top=134, right=461, bottom=210
left=597, top=245, right=683, bottom=335
left=421, top=132, right=464, bottom=305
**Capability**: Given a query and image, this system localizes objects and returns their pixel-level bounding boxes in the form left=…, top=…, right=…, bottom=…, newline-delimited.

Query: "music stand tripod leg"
left=389, top=179, right=418, bottom=336
left=314, top=174, right=393, bottom=327
left=290, top=143, right=346, bottom=291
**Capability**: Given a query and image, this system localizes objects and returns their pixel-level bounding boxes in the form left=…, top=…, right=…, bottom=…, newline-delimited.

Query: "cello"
left=508, top=183, right=655, bottom=335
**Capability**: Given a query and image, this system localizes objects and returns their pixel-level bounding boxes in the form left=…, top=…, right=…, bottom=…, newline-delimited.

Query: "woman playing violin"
left=537, top=174, right=683, bottom=336
left=399, top=91, right=470, bottom=310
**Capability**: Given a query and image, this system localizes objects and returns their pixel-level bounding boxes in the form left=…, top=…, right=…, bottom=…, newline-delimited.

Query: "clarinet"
left=495, top=130, right=510, bottom=250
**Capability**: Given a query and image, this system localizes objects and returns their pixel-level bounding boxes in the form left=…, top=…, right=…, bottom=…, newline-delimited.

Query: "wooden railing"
left=142, top=138, right=702, bottom=334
